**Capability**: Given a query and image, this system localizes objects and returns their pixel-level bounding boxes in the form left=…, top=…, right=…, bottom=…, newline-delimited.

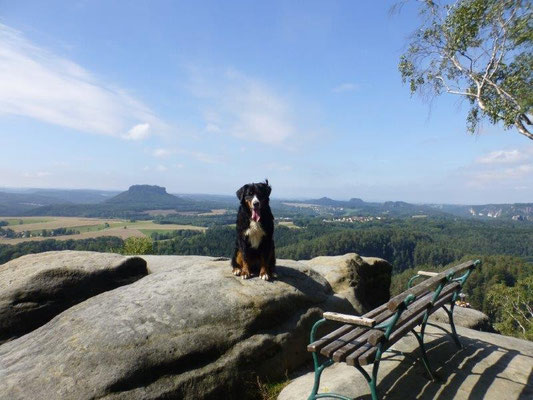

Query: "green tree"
left=486, top=276, right=533, bottom=340
left=398, top=0, right=532, bottom=139
left=123, top=236, right=153, bottom=255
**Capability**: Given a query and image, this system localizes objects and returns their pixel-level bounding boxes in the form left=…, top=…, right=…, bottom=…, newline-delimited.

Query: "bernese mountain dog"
left=231, top=180, right=276, bottom=280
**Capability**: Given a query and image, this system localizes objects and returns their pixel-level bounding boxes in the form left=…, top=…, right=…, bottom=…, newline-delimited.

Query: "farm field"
left=0, top=216, right=206, bottom=244
left=278, top=221, right=301, bottom=229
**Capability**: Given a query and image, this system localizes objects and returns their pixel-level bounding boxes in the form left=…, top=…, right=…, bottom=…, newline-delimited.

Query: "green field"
left=3, top=218, right=53, bottom=226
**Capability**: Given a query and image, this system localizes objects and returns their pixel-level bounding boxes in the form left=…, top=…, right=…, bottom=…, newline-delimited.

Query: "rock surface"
left=303, top=253, right=392, bottom=313
left=278, top=324, right=533, bottom=400
left=0, top=254, right=360, bottom=400
left=429, top=306, right=495, bottom=332
left=0, top=251, right=147, bottom=343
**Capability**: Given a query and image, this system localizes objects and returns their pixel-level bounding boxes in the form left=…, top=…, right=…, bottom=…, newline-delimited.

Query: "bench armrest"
left=417, top=270, right=439, bottom=277
left=323, top=312, right=376, bottom=327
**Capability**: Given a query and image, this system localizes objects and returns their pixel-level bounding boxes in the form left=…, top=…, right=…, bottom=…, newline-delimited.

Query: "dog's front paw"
left=232, top=268, right=241, bottom=276
left=241, top=272, right=250, bottom=280
left=260, top=273, right=270, bottom=281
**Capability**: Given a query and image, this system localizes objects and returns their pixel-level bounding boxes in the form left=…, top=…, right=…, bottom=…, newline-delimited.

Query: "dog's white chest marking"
left=245, top=220, right=265, bottom=249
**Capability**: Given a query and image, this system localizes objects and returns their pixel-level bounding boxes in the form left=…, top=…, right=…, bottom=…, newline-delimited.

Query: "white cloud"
left=0, top=23, right=163, bottom=139
left=476, top=149, right=528, bottom=164
left=123, top=123, right=151, bottom=141
left=190, top=69, right=296, bottom=145
left=263, top=162, right=292, bottom=172
left=190, top=151, right=221, bottom=164
left=152, top=147, right=173, bottom=158
left=156, top=164, right=168, bottom=172
left=23, top=171, right=51, bottom=178
left=205, top=123, right=221, bottom=133
left=467, top=163, right=533, bottom=187
left=332, top=82, right=358, bottom=93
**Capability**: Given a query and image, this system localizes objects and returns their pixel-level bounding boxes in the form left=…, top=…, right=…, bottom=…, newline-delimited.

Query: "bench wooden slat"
left=320, top=306, right=399, bottom=359
left=386, top=274, right=446, bottom=311
left=321, top=326, right=369, bottom=359
left=344, top=342, right=375, bottom=366
left=328, top=290, right=435, bottom=362
left=444, top=259, right=476, bottom=276
left=323, top=312, right=376, bottom=327
left=386, top=260, right=475, bottom=312
left=308, top=301, right=394, bottom=354
left=368, top=281, right=460, bottom=346
left=307, top=324, right=355, bottom=352
left=417, top=270, right=439, bottom=277
left=353, top=291, right=457, bottom=366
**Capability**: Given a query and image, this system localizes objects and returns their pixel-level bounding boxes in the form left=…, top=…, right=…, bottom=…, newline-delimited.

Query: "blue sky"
left=0, top=0, right=531, bottom=204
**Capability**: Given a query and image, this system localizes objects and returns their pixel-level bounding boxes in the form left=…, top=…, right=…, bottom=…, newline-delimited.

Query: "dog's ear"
left=265, top=179, right=271, bottom=197
left=236, top=184, right=248, bottom=201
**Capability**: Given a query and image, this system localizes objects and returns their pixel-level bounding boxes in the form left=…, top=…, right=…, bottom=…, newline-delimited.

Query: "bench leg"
left=308, top=352, right=335, bottom=400
left=411, top=329, right=437, bottom=381
left=353, top=362, right=380, bottom=400
left=442, top=303, right=462, bottom=349
left=308, top=318, right=372, bottom=400
left=308, top=352, right=353, bottom=400
left=308, top=319, right=352, bottom=400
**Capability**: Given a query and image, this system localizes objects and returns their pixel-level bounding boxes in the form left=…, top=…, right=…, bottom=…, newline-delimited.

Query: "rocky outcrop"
left=303, top=253, right=391, bottom=313
left=430, top=306, right=495, bottom=332
left=1, top=250, right=508, bottom=400
left=278, top=324, right=533, bottom=400
left=0, top=251, right=147, bottom=344
left=0, top=253, right=371, bottom=400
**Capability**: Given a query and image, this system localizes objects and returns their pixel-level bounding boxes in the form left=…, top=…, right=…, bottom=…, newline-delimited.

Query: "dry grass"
left=0, top=217, right=206, bottom=245
left=256, top=374, right=291, bottom=400
left=0, top=227, right=145, bottom=245
left=6, top=217, right=114, bottom=233
left=278, top=221, right=301, bottom=229
left=198, top=209, right=228, bottom=216
left=124, top=221, right=206, bottom=231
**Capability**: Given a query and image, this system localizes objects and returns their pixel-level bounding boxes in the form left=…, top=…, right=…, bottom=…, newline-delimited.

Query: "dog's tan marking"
left=246, top=199, right=254, bottom=211
left=245, top=220, right=265, bottom=249
left=233, top=251, right=246, bottom=279
left=236, top=250, right=251, bottom=279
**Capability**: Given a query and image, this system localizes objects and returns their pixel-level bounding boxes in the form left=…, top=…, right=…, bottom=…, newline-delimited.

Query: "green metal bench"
left=307, top=259, right=480, bottom=400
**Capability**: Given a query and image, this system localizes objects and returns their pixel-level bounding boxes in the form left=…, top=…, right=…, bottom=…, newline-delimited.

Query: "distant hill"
left=105, top=185, right=189, bottom=209
left=433, top=203, right=533, bottom=221
left=297, top=197, right=445, bottom=217
left=0, top=188, right=120, bottom=216
left=31, top=189, right=120, bottom=204
left=20, top=185, right=208, bottom=218
left=293, top=197, right=533, bottom=221
left=0, top=191, right=65, bottom=216
left=2, top=185, right=532, bottom=222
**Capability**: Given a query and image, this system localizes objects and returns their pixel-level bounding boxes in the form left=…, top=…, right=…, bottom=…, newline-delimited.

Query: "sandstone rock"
left=278, top=324, right=533, bottom=400
left=0, top=251, right=147, bottom=344
left=0, top=255, right=356, bottom=400
left=303, top=253, right=392, bottom=313
left=430, top=305, right=495, bottom=332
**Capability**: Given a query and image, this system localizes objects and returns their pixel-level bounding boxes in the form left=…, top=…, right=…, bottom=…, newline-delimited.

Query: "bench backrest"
left=386, top=260, right=477, bottom=311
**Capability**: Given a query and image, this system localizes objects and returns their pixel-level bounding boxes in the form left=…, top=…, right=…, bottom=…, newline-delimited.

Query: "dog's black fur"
left=231, top=180, right=276, bottom=280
